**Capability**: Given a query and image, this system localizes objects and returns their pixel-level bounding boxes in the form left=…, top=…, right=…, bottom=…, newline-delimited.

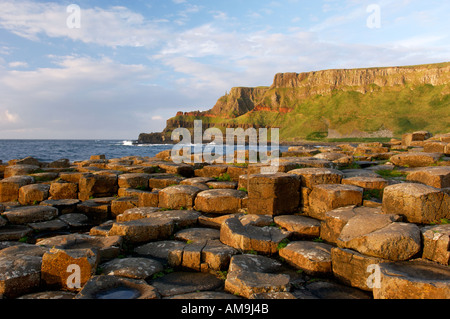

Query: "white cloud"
left=0, top=45, right=12, bottom=55
left=8, top=61, right=28, bottom=68
left=0, top=53, right=222, bottom=138
left=0, top=55, right=166, bottom=138
left=0, top=1, right=167, bottom=48
left=172, top=3, right=203, bottom=26
left=0, top=0, right=449, bottom=140
left=210, top=11, right=228, bottom=21
left=1, top=110, right=19, bottom=123
left=391, top=35, right=447, bottom=49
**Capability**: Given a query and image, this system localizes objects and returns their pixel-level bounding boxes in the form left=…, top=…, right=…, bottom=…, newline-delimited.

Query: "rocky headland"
left=138, top=62, right=450, bottom=144
left=1, top=130, right=449, bottom=300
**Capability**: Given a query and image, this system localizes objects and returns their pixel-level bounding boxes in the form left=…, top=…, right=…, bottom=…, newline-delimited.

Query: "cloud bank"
left=0, top=0, right=448, bottom=139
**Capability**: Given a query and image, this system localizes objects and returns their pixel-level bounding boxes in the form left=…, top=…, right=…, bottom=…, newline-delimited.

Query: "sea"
left=0, top=140, right=290, bottom=163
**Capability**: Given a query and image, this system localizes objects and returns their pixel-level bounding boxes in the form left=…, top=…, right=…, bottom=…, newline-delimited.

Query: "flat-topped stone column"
left=247, top=173, right=300, bottom=216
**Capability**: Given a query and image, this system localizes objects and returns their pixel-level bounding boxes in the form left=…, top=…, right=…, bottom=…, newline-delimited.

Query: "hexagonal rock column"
left=225, top=271, right=291, bottom=299
left=36, top=233, right=123, bottom=262
left=421, top=224, right=450, bottom=265
left=4, top=165, right=39, bottom=178
left=194, top=189, right=247, bottom=215
left=138, top=190, right=160, bottom=207
left=48, top=158, right=70, bottom=169
left=320, top=206, right=390, bottom=244
left=337, top=213, right=421, bottom=261
left=180, top=177, right=216, bottom=186
left=148, top=173, right=184, bottom=189
left=341, top=176, right=388, bottom=190
left=168, top=239, right=237, bottom=272
left=423, top=141, right=450, bottom=155
left=201, top=240, right=238, bottom=271
left=167, top=243, right=205, bottom=271
left=239, top=214, right=273, bottom=227
left=40, top=199, right=81, bottom=215
left=226, top=166, right=248, bottom=182
left=373, top=260, right=450, bottom=299
left=198, top=213, right=244, bottom=229
left=109, top=217, right=174, bottom=244
left=382, top=183, right=450, bottom=224
left=288, top=168, right=343, bottom=214
left=150, top=272, right=223, bottom=298
left=78, top=173, right=118, bottom=201
left=402, top=131, right=433, bottom=146
left=278, top=241, right=333, bottom=276
left=118, top=173, right=151, bottom=189
left=220, top=216, right=291, bottom=255
left=0, top=225, right=33, bottom=241
left=406, top=167, right=450, bottom=189
left=134, top=240, right=188, bottom=263
left=273, top=215, right=321, bottom=239
left=288, top=168, right=344, bottom=188
left=156, top=162, right=193, bottom=178
left=0, top=249, right=43, bottom=298
left=125, top=209, right=200, bottom=230
left=59, top=172, right=89, bottom=184
left=228, top=254, right=283, bottom=274
left=118, top=188, right=145, bottom=198
left=331, top=247, right=389, bottom=292
left=2, top=206, right=58, bottom=225
left=111, top=196, right=139, bottom=218
left=41, top=248, right=99, bottom=292
left=58, top=213, right=91, bottom=230
left=247, top=173, right=300, bottom=216
left=287, top=157, right=334, bottom=169
left=99, top=257, right=164, bottom=280
left=174, top=228, right=220, bottom=243
left=389, top=152, right=442, bottom=167
left=0, top=176, right=35, bottom=202
left=307, top=184, right=364, bottom=220
left=206, top=181, right=238, bottom=189
left=18, top=184, right=50, bottom=205
left=158, top=185, right=203, bottom=210
left=76, top=198, right=112, bottom=223
left=49, top=181, right=79, bottom=200
left=194, top=165, right=229, bottom=178
left=116, top=207, right=161, bottom=222
left=225, top=253, right=290, bottom=299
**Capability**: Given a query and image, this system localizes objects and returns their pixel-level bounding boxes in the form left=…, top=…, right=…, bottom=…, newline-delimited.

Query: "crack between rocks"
left=198, top=240, right=209, bottom=271
left=180, top=239, right=209, bottom=271
left=436, top=194, right=445, bottom=221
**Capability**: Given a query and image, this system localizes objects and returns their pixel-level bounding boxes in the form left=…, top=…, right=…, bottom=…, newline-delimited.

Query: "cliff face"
left=139, top=62, right=450, bottom=143
left=271, top=64, right=450, bottom=93
left=210, top=87, right=269, bottom=117
left=206, top=63, right=450, bottom=117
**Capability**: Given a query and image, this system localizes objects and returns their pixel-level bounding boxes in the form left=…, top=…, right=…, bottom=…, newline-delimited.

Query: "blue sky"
left=0, top=0, right=449, bottom=139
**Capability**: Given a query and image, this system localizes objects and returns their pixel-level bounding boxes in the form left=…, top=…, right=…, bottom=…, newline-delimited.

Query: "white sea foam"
left=122, top=140, right=134, bottom=146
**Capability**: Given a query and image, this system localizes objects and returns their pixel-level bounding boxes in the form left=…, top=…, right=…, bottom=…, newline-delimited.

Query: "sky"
left=0, top=0, right=449, bottom=139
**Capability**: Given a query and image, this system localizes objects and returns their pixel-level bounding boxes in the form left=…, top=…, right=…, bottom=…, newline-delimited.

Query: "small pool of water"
left=96, top=287, right=141, bottom=299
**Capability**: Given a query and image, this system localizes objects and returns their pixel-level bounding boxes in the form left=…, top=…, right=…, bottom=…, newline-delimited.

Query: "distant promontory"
left=138, top=62, right=450, bottom=144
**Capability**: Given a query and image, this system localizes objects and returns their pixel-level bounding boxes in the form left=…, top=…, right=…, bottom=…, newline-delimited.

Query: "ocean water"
left=0, top=140, right=173, bottom=163
left=0, top=140, right=289, bottom=163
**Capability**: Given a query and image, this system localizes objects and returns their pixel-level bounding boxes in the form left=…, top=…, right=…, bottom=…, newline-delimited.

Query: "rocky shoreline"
left=0, top=130, right=449, bottom=300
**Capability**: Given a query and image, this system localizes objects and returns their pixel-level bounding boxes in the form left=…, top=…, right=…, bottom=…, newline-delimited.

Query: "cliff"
left=271, top=64, right=450, bottom=90
left=210, top=87, right=270, bottom=117
left=138, top=62, right=450, bottom=143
